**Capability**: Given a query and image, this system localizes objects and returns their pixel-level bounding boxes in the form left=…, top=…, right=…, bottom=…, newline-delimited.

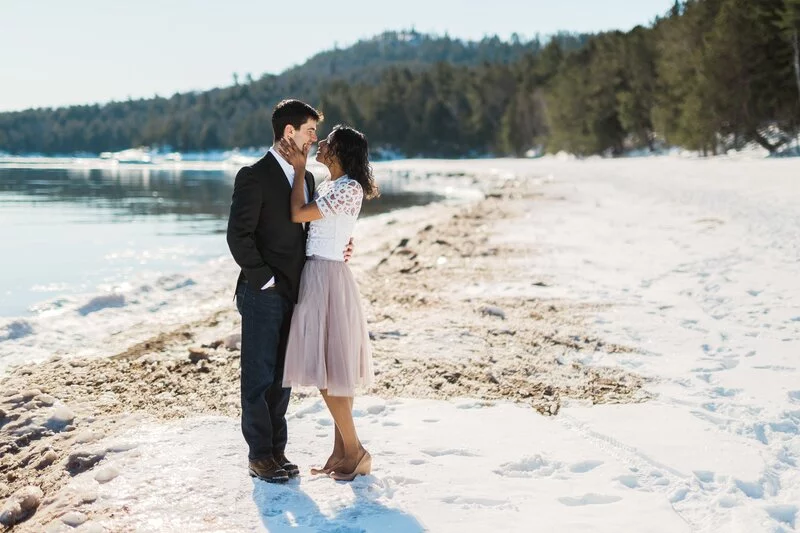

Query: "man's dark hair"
left=271, top=99, right=323, bottom=141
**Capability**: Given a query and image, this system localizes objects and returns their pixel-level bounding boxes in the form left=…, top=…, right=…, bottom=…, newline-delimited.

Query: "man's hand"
left=343, top=238, right=354, bottom=263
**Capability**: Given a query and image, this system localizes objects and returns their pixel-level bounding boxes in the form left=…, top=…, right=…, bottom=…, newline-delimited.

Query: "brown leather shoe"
left=248, top=457, right=289, bottom=483
left=274, top=453, right=300, bottom=478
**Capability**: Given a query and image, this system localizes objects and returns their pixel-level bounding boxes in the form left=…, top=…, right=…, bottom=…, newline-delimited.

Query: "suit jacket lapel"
left=265, top=152, right=314, bottom=202
left=304, top=171, right=315, bottom=200
left=303, top=171, right=316, bottom=234
left=261, top=152, right=292, bottom=193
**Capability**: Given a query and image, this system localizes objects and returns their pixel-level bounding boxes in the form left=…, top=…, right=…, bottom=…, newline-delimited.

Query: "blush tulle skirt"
left=283, top=256, right=373, bottom=397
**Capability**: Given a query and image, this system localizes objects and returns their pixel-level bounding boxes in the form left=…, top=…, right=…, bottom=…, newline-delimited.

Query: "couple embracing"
left=226, top=99, right=378, bottom=483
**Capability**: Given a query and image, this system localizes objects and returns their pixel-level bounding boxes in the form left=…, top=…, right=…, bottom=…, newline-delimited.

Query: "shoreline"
left=0, top=161, right=649, bottom=529
left=0, top=162, right=480, bottom=372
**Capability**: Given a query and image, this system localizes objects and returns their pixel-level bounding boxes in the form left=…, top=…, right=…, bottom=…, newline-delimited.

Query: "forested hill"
left=2, top=2, right=799, bottom=158
left=0, top=30, right=558, bottom=156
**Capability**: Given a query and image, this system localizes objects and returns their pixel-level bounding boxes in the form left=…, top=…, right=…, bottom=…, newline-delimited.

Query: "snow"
left=0, top=258, right=239, bottom=371
left=6, top=156, right=800, bottom=531
left=73, top=399, right=690, bottom=533
left=0, top=151, right=262, bottom=170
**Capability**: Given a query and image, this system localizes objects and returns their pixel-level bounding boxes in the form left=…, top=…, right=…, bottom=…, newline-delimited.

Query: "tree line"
left=323, top=0, right=800, bottom=156
left=1, top=2, right=798, bottom=157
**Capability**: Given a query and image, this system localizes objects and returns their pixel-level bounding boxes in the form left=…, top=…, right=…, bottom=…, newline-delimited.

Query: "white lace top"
left=306, top=176, right=364, bottom=261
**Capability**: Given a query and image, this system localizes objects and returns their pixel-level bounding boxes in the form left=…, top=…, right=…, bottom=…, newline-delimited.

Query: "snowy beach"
left=2, top=157, right=799, bottom=532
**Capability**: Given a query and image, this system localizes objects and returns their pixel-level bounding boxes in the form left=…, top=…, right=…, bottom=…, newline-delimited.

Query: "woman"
left=278, top=125, right=379, bottom=482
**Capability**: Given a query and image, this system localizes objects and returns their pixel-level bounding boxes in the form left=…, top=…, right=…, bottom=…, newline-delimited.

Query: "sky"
left=0, top=0, right=676, bottom=112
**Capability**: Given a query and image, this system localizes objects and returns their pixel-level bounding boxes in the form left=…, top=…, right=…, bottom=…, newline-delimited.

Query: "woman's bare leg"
left=311, top=395, right=346, bottom=475
left=320, top=391, right=370, bottom=480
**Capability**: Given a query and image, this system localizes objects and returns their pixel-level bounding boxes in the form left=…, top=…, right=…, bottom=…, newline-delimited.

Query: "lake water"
left=0, top=164, right=441, bottom=317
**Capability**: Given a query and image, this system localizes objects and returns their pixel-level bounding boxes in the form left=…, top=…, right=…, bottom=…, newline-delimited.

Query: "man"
left=226, top=99, right=351, bottom=483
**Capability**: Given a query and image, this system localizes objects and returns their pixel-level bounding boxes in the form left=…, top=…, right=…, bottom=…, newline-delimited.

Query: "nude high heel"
left=330, top=450, right=372, bottom=481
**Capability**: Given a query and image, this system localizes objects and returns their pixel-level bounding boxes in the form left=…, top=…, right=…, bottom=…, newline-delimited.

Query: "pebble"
left=36, top=393, right=56, bottom=406
left=0, top=485, right=44, bottom=526
left=21, top=389, right=43, bottom=401
left=66, top=449, right=106, bottom=474
left=478, top=305, right=506, bottom=319
left=223, top=332, right=241, bottom=351
left=6, top=394, right=24, bottom=404
left=188, top=347, right=211, bottom=363
left=94, top=465, right=120, bottom=483
left=46, top=406, right=75, bottom=430
left=36, top=450, right=59, bottom=469
left=61, top=510, right=88, bottom=527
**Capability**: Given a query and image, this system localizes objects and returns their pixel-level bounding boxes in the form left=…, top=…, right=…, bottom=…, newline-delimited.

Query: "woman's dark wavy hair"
left=327, top=125, right=379, bottom=200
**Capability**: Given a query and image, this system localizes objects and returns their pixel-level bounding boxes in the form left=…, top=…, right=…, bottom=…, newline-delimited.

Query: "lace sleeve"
left=317, top=179, right=363, bottom=218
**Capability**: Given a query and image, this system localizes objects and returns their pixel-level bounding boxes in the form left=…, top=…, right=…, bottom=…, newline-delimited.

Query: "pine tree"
left=617, top=27, right=657, bottom=150
left=780, top=0, right=800, bottom=108
left=547, top=50, right=596, bottom=155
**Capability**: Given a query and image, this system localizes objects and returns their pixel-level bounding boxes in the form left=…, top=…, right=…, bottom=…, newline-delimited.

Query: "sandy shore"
left=0, top=162, right=648, bottom=530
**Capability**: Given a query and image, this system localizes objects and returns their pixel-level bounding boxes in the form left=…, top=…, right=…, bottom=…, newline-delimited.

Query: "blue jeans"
left=235, top=279, right=293, bottom=461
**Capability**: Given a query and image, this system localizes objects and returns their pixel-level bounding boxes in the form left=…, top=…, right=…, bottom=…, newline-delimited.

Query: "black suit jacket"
left=226, top=152, right=316, bottom=303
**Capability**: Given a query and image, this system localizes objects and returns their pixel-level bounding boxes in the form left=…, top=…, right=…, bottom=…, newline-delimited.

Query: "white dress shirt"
left=261, top=147, right=309, bottom=290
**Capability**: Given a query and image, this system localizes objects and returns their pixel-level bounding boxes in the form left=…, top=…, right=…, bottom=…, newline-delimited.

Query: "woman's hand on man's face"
left=277, top=137, right=310, bottom=170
